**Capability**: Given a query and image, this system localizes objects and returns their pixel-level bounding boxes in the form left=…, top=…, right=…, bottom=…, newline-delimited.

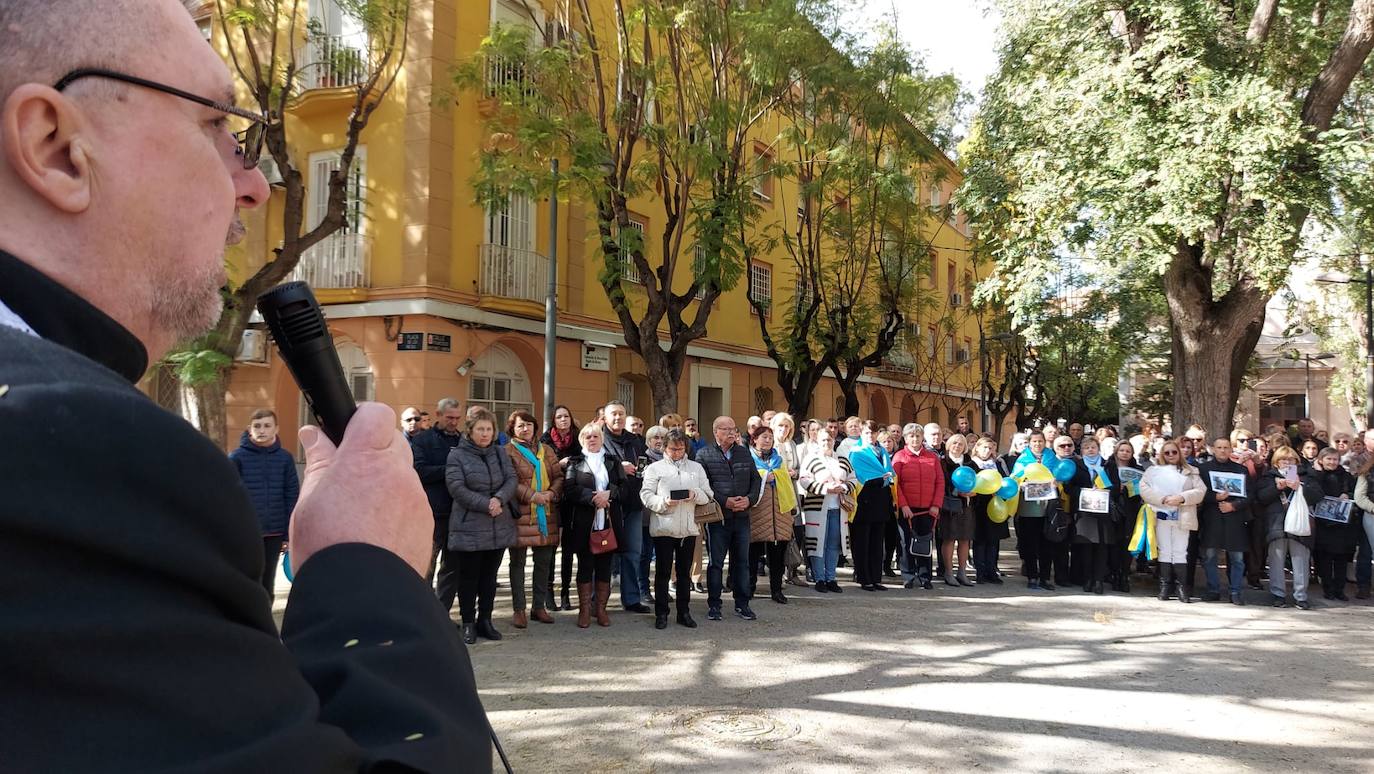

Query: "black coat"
left=412, top=425, right=464, bottom=518
left=563, top=452, right=628, bottom=551
left=1105, top=458, right=1144, bottom=547
left=602, top=428, right=648, bottom=511
left=1198, top=459, right=1252, bottom=551
left=695, top=442, right=764, bottom=519
left=972, top=458, right=1012, bottom=542
left=1071, top=458, right=1114, bottom=545
left=1304, top=466, right=1360, bottom=554
left=1255, top=470, right=1321, bottom=547
left=0, top=251, right=490, bottom=772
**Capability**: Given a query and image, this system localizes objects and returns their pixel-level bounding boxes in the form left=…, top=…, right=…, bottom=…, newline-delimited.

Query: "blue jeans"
left=808, top=509, right=842, bottom=582
left=1356, top=515, right=1372, bottom=588
left=618, top=509, right=645, bottom=607
left=1203, top=548, right=1245, bottom=596
left=639, top=518, right=654, bottom=598
left=707, top=515, right=753, bottom=608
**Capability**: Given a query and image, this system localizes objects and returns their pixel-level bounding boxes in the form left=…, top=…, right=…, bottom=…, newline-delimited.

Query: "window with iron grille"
left=753, top=387, right=774, bottom=415
left=616, top=378, right=635, bottom=414
left=749, top=262, right=772, bottom=315
left=619, top=218, right=646, bottom=283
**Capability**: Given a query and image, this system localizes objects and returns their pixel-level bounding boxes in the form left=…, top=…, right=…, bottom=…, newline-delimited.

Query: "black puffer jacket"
left=445, top=436, right=519, bottom=552
left=228, top=431, right=299, bottom=536
left=412, top=427, right=463, bottom=517
left=696, top=441, right=763, bottom=518
left=1254, top=469, right=1322, bottom=547
left=602, top=428, right=647, bottom=511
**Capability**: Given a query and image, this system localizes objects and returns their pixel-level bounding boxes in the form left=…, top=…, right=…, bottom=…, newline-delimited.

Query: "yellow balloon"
left=1006, top=493, right=1020, bottom=512
left=988, top=497, right=1010, bottom=523
left=1021, top=462, right=1053, bottom=482
left=974, top=468, right=1002, bottom=495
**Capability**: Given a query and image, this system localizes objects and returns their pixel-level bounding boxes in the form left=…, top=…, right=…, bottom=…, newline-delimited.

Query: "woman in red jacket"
left=893, top=422, right=945, bottom=589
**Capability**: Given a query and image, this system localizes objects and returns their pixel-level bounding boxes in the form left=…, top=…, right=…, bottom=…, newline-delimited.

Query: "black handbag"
left=908, top=533, right=933, bottom=557
left=1042, top=506, right=1072, bottom=543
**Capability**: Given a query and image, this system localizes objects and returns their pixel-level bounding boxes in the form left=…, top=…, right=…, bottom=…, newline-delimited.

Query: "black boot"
left=475, top=618, right=503, bottom=641
left=1158, top=563, right=1173, bottom=601
left=461, top=623, right=477, bottom=645
left=560, top=584, right=572, bottom=613
left=1173, top=564, right=1192, bottom=603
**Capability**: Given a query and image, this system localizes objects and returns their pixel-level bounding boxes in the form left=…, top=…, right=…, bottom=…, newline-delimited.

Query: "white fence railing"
left=293, top=232, right=371, bottom=289
left=297, top=34, right=368, bottom=92
left=480, top=244, right=547, bottom=303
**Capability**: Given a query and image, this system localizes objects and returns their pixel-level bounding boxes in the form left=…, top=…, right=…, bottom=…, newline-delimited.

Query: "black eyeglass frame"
left=53, top=67, right=271, bottom=169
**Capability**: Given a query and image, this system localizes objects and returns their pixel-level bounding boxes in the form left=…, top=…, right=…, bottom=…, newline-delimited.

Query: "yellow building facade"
left=200, top=0, right=996, bottom=451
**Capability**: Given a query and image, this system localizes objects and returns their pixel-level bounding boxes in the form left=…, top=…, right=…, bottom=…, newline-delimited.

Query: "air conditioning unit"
left=950, top=292, right=964, bottom=308
left=236, top=328, right=269, bottom=363
left=257, top=156, right=285, bottom=187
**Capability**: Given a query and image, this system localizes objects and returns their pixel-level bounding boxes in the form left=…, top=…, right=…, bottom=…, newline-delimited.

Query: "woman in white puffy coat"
left=1139, top=439, right=1206, bottom=603
left=641, top=429, right=714, bottom=630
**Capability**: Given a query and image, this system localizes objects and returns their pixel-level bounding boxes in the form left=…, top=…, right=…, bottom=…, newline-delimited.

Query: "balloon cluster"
left=951, top=456, right=1075, bottom=524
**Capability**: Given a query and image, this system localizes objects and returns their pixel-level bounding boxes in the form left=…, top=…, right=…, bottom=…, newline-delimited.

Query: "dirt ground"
left=275, top=553, right=1374, bottom=773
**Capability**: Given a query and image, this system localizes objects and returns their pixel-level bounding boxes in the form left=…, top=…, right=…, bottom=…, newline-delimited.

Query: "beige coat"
left=641, top=457, right=713, bottom=540
left=1140, top=462, right=1206, bottom=531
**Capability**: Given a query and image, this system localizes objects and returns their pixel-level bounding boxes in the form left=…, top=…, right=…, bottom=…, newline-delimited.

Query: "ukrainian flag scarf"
left=752, top=447, right=797, bottom=513
left=513, top=441, right=550, bottom=537
left=1127, top=504, right=1158, bottom=560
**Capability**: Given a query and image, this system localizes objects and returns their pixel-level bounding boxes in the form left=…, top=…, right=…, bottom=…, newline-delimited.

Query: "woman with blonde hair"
left=1258, top=445, right=1321, bottom=608
left=940, top=433, right=977, bottom=586
left=1139, top=440, right=1206, bottom=603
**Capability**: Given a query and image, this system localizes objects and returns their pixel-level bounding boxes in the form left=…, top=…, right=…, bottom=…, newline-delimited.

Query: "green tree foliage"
left=456, top=0, right=822, bottom=416
left=961, top=0, right=1374, bottom=436
left=752, top=17, right=961, bottom=417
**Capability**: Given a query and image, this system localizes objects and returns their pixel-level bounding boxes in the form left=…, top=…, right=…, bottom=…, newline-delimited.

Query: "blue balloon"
left=1053, top=458, right=1076, bottom=482
left=997, top=476, right=1019, bottom=500
left=951, top=466, right=977, bottom=493
left=282, top=550, right=295, bottom=582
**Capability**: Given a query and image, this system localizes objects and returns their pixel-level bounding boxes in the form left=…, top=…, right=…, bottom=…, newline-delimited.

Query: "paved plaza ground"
left=275, top=555, right=1374, bottom=773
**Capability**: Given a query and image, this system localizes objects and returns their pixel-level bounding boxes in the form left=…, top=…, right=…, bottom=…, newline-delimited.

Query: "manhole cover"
left=681, top=710, right=799, bottom=742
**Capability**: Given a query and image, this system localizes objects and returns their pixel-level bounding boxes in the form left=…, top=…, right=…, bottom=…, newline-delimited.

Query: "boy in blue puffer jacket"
left=229, top=409, right=300, bottom=599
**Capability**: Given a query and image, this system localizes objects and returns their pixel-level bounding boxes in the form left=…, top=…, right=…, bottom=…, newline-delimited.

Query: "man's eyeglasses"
left=53, top=67, right=270, bottom=169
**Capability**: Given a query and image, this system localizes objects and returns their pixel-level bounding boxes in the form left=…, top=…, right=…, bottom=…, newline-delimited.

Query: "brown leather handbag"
left=694, top=500, right=724, bottom=526
left=590, top=517, right=618, bottom=555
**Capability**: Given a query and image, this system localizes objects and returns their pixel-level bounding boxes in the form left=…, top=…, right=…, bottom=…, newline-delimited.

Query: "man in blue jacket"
left=412, top=397, right=466, bottom=613
left=230, top=408, right=300, bottom=597
left=696, top=416, right=763, bottom=621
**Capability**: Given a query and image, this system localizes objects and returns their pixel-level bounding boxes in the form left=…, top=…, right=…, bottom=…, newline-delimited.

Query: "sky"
left=845, top=1, right=1004, bottom=133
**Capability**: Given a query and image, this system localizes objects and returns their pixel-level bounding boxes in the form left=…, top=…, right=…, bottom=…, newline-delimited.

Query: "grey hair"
left=664, top=429, right=689, bottom=447
left=902, top=423, right=922, bottom=437
left=645, top=425, right=669, bottom=443
left=436, top=397, right=461, bottom=413
left=0, top=0, right=195, bottom=101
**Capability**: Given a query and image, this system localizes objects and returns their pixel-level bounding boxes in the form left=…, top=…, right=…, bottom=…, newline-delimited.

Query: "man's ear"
left=1, top=84, right=93, bottom=214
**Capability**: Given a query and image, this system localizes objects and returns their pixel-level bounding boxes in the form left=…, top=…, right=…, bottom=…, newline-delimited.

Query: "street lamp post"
left=1316, top=259, right=1372, bottom=427
left=542, top=159, right=559, bottom=432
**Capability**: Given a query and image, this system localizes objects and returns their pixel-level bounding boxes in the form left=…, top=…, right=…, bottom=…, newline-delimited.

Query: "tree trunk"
left=1163, top=245, right=1267, bottom=434
left=640, top=343, right=682, bottom=419
left=184, top=372, right=230, bottom=449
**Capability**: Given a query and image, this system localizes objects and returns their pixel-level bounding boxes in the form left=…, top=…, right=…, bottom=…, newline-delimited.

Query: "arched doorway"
left=870, top=390, right=890, bottom=425
left=468, top=343, right=534, bottom=419
left=900, top=394, right=916, bottom=425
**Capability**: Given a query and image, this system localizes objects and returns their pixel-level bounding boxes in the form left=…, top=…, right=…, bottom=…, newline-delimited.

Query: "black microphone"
left=256, top=282, right=356, bottom=445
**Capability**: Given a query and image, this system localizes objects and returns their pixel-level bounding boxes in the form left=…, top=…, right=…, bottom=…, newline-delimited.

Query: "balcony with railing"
left=292, top=232, right=371, bottom=289
left=296, top=34, right=368, bottom=92
left=480, top=244, right=547, bottom=304
left=880, top=337, right=916, bottom=375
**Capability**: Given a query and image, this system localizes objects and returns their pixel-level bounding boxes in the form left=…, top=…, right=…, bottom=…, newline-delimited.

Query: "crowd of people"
left=236, top=404, right=1374, bottom=640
